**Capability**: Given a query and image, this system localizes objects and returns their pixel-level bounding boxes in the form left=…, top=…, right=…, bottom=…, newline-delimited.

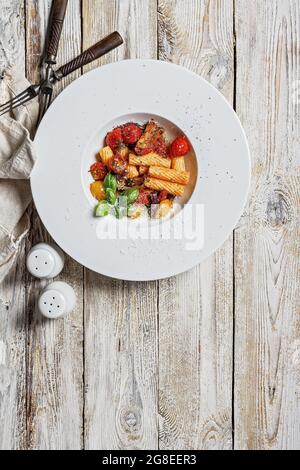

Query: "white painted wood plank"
left=3, top=0, right=299, bottom=451
left=84, top=277, right=158, bottom=450
left=158, top=0, right=234, bottom=450
left=0, top=1, right=25, bottom=75
left=25, top=0, right=84, bottom=450
left=82, top=0, right=159, bottom=450
left=83, top=0, right=157, bottom=68
left=234, top=0, right=300, bottom=450
left=0, top=257, right=27, bottom=450
left=0, top=0, right=27, bottom=450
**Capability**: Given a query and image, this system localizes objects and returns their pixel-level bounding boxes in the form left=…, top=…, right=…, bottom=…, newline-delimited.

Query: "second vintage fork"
left=0, top=0, right=69, bottom=118
left=37, top=0, right=69, bottom=125
left=0, top=0, right=123, bottom=120
left=0, top=32, right=123, bottom=118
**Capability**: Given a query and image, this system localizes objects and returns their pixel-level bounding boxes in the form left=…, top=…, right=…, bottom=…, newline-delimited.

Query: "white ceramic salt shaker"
left=26, top=243, right=65, bottom=279
left=38, top=281, right=76, bottom=319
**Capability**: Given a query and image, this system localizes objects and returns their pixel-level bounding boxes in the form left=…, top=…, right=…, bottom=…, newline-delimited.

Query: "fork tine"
left=0, top=88, right=30, bottom=112
left=0, top=92, right=35, bottom=117
left=36, top=92, right=53, bottom=130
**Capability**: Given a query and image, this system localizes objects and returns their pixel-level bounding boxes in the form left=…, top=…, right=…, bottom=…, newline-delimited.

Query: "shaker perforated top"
left=26, top=243, right=65, bottom=279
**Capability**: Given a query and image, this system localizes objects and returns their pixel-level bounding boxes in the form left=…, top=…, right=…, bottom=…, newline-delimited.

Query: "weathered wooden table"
left=0, top=0, right=299, bottom=450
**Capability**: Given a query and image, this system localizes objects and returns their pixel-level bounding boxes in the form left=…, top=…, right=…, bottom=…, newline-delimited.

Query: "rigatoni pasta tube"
left=127, top=165, right=139, bottom=178
left=149, top=166, right=190, bottom=185
left=172, top=156, right=186, bottom=171
left=145, top=177, right=185, bottom=197
left=129, top=153, right=171, bottom=168
left=118, top=146, right=129, bottom=159
left=99, top=146, right=113, bottom=165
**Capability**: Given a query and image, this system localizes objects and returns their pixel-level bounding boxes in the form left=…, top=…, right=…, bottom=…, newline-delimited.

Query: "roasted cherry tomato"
left=122, top=123, right=142, bottom=145
left=170, top=136, right=190, bottom=157
left=106, top=127, right=123, bottom=150
left=158, top=190, right=169, bottom=203
left=149, top=191, right=159, bottom=205
left=108, top=154, right=128, bottom=175
left=153, top=138, right=169, bottom=157
left=136, top=189, right=152, bottom=205
left=90, top=162, right=108, bottom=181
left=135, top=147, right=152, bottom=156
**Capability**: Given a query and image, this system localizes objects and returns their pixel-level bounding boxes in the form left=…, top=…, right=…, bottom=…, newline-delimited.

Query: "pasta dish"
left=89, top=120, right=191, bottom=219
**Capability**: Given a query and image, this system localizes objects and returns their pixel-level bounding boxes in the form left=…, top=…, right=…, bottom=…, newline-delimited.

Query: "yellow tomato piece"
left=128, top=205, right=144, bottom=219
left=156, top=199, right=173, bottom=219
left=90, top=181, right=106, bottom=201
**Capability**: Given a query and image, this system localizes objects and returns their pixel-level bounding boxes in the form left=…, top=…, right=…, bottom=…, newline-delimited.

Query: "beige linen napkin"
left=0, top=68, right=39, bottom=295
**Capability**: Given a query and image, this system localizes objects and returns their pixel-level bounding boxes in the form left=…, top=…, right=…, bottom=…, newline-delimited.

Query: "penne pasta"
left=99, top=146, right=113, bottom=165
left=118, top=146, right=129, bottom=159
left=172, top=156, right=186, bottom=172
left=129, top=152, right=171, bottom=168
left=127, top=165, right=139, bottom=179
left=145, top=177, right=185, bottom=197
left=149, top=166, right=190, bottom=185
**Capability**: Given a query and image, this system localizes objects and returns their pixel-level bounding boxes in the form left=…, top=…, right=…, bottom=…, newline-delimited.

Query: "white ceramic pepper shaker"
left=26, top=243, right=65, bottom=279
left=38, top=281, right=76, bottom=319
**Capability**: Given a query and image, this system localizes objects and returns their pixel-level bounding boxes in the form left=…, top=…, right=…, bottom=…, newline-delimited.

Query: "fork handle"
left=46, top=0, right=69, bottom=64
left=53, top=32, right=123, bottom=80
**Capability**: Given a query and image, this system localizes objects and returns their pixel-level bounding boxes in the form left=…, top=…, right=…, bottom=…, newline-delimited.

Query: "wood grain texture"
left=0, top=253, right=27, bottom=450
left=82, top=0, right=157, bottom=68
left=234, top=0, right=300, bottom=450
left=84, top=276, right=158, bottom=450
left=25, top=0, right=84, bottom=450
left=157, top=0, right=234, bottom=450
left=82, top=0, right=159, bottom=450
left=1, top=0, right=300, bottom=451
left=0, top=0, right=27, bottom=450
left=0, top=1, right=25, bottom=75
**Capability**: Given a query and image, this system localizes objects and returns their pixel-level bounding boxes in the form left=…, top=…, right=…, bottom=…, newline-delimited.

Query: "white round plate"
left=32, top=59, right=250, bottom=281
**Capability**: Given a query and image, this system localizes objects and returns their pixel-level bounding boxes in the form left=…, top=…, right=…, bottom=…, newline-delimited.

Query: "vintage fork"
left=37, top=0, right=69, bottom=125
left=0, top=0, right=69, bottom=119
left=0, top=32, right=123, bottom=117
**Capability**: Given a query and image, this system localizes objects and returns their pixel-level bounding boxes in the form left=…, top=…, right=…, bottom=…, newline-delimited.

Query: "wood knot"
left=252, top=176, right=294, bottom=229
left=199, top=413, right=232, bottom=450
left=125, top=412, right=137, bottom=427
left=208, top=54, right=232, bottom=90
left=268, top=385, right=276, bottom=401
left=266, top=189, right=290, bottom=227
left=121, top=408, right=141, bottom=435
